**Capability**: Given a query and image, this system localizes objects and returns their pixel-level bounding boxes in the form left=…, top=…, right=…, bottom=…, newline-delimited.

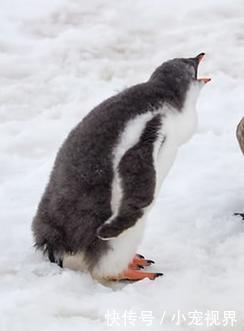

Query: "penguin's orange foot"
left=128, top=262, right=144, bottom=270
left=109, top=269, right=163, bottom=281
left=132, top=254, right=155, bottom=267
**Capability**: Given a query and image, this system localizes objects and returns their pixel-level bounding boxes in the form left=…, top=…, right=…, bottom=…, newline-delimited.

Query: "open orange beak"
left=196, top=53, right=211, bottom=84
left=198, top=77, right=211, bottom=84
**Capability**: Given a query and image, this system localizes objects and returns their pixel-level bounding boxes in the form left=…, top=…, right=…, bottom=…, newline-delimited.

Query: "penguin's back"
left=32, top=81, right=165, bottom=257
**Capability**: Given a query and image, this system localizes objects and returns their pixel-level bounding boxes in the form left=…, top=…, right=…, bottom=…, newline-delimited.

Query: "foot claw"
left=132, top=257, right=154, bottom=267
left=135, top=253, right=145, bottom=259
left=146, top=259, right=155, bottom=265
left=135, top=254, right=155, bottom=264
left=128, top=263, right=144, bottom=270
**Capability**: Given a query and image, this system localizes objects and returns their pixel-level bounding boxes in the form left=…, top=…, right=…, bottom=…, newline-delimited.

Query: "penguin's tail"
left=32, top=215, right=65, bottom=267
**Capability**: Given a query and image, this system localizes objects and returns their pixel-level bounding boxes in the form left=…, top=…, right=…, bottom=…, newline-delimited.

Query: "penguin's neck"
left=153, top=83, right=201, bottom=197
left=182, top=82, right=201, bottom=114
left=164, top=83, right=200, bottom=146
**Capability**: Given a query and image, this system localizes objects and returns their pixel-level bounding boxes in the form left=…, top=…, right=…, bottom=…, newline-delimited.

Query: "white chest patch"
left=153, top=84, right=200, bottom=196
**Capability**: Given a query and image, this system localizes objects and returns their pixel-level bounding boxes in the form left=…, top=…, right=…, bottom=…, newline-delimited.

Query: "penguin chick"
left=32, top=53, right=210, bottom=281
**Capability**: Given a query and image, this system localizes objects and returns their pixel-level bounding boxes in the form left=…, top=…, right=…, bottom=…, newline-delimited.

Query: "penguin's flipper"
left=109, top=269, right=163, bottom=281
left=97, top=114, right=162, bottom=240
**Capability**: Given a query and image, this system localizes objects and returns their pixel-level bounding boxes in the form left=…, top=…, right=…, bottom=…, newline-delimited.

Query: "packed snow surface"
left=1, top=0, right=244, bottom=330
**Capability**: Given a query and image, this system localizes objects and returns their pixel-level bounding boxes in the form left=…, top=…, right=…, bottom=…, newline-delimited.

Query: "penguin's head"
left=149, top=53, right=211, bottom=108
left=180, top=52, right=211, bottom=85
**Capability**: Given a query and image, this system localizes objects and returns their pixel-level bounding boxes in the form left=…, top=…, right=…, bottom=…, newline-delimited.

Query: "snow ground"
left=1, top=0, right=244, bottom=330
